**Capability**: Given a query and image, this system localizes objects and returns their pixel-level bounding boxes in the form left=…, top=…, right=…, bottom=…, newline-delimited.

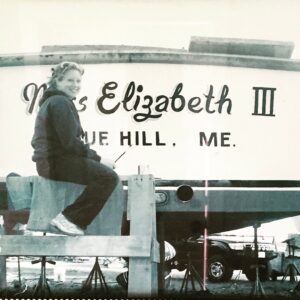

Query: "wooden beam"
left=128, top=174, right=158, bottom=297
left=189, top=36, right=294, bottom=58
left=1, top=51, right=300, bottom=72
left=0, top=235, right=150, bottom=257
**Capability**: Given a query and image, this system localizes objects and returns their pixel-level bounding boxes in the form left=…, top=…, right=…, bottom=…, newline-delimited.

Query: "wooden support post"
left=127, top=174, right=159, bottom=297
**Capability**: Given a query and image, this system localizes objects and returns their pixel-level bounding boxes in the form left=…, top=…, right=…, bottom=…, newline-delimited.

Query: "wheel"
left=271, top=271, right=278, bottom=281
left=244, top=264, right=270, bottom=282
left=207, top=254, right=233, bottom=282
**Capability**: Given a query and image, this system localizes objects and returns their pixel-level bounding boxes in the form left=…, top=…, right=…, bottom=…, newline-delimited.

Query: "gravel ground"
left=1, top=260, right=300, bottom=299
left=167, top=270, right=300, bottom=299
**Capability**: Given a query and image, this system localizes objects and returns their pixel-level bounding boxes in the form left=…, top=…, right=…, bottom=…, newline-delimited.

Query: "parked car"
left=168, top=235, right=278, bottom=282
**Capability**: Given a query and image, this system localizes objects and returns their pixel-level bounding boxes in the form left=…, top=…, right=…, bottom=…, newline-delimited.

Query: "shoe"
left=50, top=213, right=84, bottom=236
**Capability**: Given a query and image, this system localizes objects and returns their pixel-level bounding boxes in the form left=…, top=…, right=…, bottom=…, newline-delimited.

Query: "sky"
left=1, top=0, right=300, bottom=242
left=1, top=0, right=300, bottom=58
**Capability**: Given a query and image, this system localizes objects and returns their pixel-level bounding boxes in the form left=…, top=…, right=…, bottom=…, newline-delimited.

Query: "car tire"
left=271, top=270, right=278, bottom=281
left=207, top=254, right=233, bottom=282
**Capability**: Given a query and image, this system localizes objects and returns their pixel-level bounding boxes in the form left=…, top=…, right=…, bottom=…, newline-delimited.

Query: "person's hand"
left=101, top=157, right=116, bottom=169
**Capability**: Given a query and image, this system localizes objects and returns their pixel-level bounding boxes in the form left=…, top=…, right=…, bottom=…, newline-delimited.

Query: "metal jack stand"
left=281, top=243, right=300, bottom=284
left=32, top=256, right=56, bottom=297
left=180, top=252, right=206, bottom=295
left=82, top=257, right=109, bottom=295
left=283, top=242, right=300, bottom=293
left=294, top=281, right=300, bottom=292
left=250, top=223, right=266, bottom=299
left=282, top=263, right=300, bottom=283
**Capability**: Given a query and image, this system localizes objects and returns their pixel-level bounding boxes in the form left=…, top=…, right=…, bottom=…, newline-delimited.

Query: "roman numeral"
left=252, top=87, right=276, bottom=117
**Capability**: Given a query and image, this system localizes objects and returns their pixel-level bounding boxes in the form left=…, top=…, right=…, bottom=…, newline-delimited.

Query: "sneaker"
left=50, top=213, right=84, bottom=236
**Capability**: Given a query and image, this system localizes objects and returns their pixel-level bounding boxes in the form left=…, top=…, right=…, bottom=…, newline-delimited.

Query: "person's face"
left=56, top=69, right=82, bottom=98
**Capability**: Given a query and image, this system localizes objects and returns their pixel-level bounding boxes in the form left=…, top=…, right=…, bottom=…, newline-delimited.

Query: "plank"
left=127, top=174, right=158, bottom=297
left=1, top=52, right=300, bottom=72
left=0, top=235, right=150, bottom=257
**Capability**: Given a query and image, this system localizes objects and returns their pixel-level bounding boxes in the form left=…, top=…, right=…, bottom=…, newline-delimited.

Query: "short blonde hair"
left=48, top=61, right=84, bottom=88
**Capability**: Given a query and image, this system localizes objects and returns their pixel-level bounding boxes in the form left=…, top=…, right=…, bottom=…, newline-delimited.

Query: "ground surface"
left=1, top=259, right=300, bottom=299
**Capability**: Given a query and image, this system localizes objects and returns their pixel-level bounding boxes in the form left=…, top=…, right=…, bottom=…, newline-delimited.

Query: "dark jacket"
left=31, top=88, right=100, bottom=162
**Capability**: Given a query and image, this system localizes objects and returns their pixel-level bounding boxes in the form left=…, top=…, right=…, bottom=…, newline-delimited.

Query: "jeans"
left=36, top=154, right=119, bottom=229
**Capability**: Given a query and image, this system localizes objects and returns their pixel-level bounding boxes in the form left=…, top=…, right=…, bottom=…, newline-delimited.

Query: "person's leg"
left=36, top=155, right=119, bottom=229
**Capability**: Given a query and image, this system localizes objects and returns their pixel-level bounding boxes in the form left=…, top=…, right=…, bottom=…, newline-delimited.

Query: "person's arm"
left=49, top=96, right=100, bottom=161
left=101, top=157, right=116, bottom=169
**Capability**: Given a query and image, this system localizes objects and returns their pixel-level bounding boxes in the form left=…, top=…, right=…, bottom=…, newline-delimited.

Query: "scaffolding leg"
left=82, top=257, right=109, bottom=296
left=179, top=253, right=206, bottom=295
left=32, top=256, right=53, bottom=298
left=282, top=263, right=299, bottom=283
left=250, top=224, right=266, bottom=299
